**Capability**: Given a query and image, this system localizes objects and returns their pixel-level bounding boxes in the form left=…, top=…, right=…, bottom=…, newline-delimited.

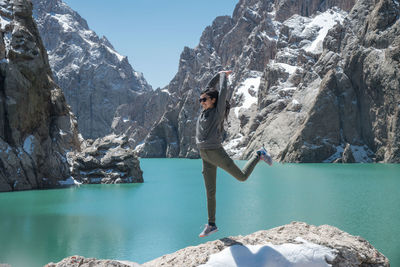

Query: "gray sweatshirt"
left=196, top=72, right=228, bottom=149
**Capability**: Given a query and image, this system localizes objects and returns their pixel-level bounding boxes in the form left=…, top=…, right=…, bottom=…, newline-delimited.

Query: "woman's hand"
left=219, top=70, right=232, bottom=77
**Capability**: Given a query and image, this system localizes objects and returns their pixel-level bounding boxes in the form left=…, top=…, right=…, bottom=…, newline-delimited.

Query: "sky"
left=63, top=0, right=239, bottom=89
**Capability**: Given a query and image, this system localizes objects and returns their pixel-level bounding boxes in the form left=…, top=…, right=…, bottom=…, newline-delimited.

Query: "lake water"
left=0, top=159, right=399, bottom=267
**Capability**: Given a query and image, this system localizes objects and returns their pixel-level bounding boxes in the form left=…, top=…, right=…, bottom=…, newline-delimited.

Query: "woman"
left=196, top=70, right=272, bottom=237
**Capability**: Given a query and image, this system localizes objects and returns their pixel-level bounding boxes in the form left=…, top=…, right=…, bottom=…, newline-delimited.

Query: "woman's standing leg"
left=202, top=159, right=217, bottom=224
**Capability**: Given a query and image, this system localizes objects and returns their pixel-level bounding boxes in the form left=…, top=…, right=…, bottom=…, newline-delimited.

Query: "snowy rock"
left=337, top=143, right=356, bottom=163
left=68, top=134, right=143, bottom=184
left=0, top=0, right=80, bottom=192
left=143, top=222, right=389, bottom=267
left=274, top=0, right=356, bottom=22
left=45, top=222, right=389, bottom=267
left=31, top=0, right=152, bottom=139
left=280, top=0, right=400, bottom=163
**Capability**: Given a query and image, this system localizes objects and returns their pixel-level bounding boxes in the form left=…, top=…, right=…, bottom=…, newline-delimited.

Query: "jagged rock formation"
left=111, top=88, right=171, bottom=151
left=68, top=134, right=143, bottom=184
left=0, top=0, right=80, bottom=192
left=135, top=0, right=399, bottom=163
left=47, top=222, right=389, bottom=267
left=31, top=0, right=152, bottom=139
left=279, top=0, right=400, bottom=162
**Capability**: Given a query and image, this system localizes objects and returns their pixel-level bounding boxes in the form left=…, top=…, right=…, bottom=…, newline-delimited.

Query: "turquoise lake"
left=0, top=159, right=399, bottom=267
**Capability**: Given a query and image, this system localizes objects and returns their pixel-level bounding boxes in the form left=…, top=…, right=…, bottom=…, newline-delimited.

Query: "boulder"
left=69, top=134, right=143, bottom=184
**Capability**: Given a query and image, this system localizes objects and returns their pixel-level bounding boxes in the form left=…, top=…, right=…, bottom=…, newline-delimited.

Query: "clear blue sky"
left=63, top=0, right=238, bottom=89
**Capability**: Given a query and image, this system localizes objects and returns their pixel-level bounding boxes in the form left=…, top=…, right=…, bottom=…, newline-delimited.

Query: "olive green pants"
left=199, top=147, right=260, bottom=224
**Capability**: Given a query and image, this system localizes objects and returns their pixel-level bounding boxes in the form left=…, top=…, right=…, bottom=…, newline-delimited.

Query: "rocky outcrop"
left=144, top=222, right=389, bottom=267
left=47, top=222, right=390, bottom=267
left=280, top=0, right=400, bottom=162
left=0, top=0, right=80, bottom=192
left=45, top=256, right=141, bottom=267
left=31, top=0, right=152, bottom=139
left=68, top=134, right=143, bottom=184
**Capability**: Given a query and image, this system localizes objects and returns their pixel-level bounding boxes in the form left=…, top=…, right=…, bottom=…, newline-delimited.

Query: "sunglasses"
left=199, top=97, right=209, bottom=103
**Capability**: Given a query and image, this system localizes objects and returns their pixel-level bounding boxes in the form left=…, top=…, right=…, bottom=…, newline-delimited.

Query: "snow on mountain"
left=136, top=1, right=358, bottom=159
left=31, top=0, right=152, bottom=139
left=222, top=7, right=349, bottom=158
left=232, top=71, right=262, bottom=118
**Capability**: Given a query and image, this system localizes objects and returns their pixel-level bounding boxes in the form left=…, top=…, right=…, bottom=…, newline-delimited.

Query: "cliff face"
left=0, top=0, right=80, bottom=192
left=135, top=0, right=399, bottom=163
left=31, top=0, right=152, bottom=139
left=280, top=0, right=400, bottom=162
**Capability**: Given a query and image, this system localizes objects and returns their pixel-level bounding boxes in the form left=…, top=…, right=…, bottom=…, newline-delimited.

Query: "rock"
left=45, top=255, right=141, bottom=267
left=31, top=0, right=152, bottom=139
left=111, top=88, right=171, bottom=150
left=342, top=143, right=356, bottom=163
left=68, top=134, right=143, bottom=184
left=45, top=222, right=389, bottom=267
left=143, top=222, right=388, bottom=267
left=274, top=0, right=356, bottom=22
left=0, top=0, right=80, bottom=192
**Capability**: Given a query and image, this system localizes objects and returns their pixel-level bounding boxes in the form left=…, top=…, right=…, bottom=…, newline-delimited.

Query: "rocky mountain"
left=134, top=0, right=399, bottom=163
left=47, top=222, right=389, bottom=266
left=0, top=0, right=80, bottom=192
left=31, top=0, right=152, bottom=139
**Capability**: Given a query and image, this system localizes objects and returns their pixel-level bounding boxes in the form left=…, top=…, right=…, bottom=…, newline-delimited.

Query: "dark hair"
left=201, top=88, right=231, bottom=125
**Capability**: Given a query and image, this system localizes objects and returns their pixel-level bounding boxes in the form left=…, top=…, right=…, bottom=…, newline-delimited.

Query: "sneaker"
left=199, top=224, right=218, bottom=237
left=257, top=147, right=273, bottom=166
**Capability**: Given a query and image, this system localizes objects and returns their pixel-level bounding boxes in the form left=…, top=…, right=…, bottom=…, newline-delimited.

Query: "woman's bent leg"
left=209, top=147, right=259, bottom=182
left=202, top=159, right=217, bottom=224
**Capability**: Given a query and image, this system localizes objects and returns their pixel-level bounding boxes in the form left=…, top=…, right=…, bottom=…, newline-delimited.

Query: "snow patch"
left=23, top=135, right=35, bottom=155
left=351, top=145, right=374, bottom=163
left=292, top=99, right=300, bottom=105
left=259, top=31, right=278, bottom=41
left=53, top=14, right=74, bottom=32
left=0, top=14, right=11, bottom=31
left=224, top=134, right=245, bottom=157
left=275, top=62, right=297, bottom=75
left=200, top=237, right=336, bottom=267
left=324, top=144, right=373, bottom=163
left=105, top=46, right=124, bottom=61
left=58, top=176, right=81, bottom=186
left=234, top=72, right=262, bottom=117
left=303, top=9, right=346, bottom=54
left=161, top=89, right=171, bottom=95
left=59, top=129, right=67, bottom=136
